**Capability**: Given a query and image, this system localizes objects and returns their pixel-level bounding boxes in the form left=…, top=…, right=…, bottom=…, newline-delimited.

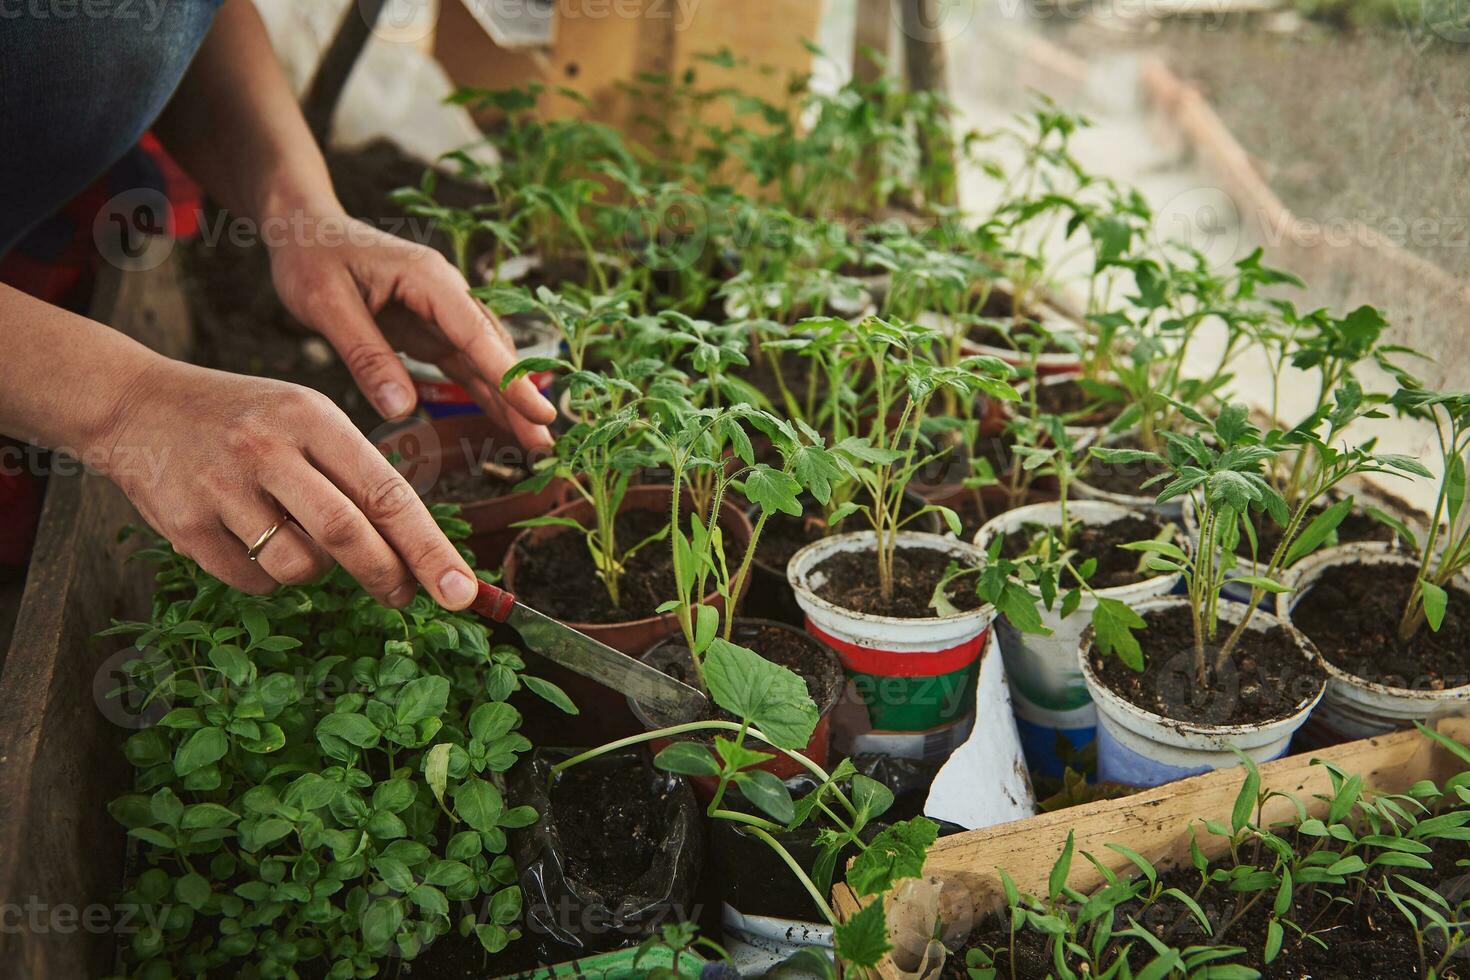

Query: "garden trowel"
left=470, top=581, right=707, bottom=718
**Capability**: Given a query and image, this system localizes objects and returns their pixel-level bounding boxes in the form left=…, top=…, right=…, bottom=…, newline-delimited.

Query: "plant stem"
left=713, top=811, right=837, bottom=925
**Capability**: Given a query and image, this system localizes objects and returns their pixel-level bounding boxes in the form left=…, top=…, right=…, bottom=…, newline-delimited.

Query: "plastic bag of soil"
left=508, top=748, right=703, bottom=952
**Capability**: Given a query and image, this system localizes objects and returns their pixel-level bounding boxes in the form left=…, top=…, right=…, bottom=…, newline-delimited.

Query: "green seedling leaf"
left=833, top=897, right=892, bottom=969
left=847, top=818, right=939, bottom=897
left=733, top=769, right=796, bottom=823
left=744, top=464, right=804, bottom=517
left=1421, top=580, right=1448, bottom=632
left=1050, top=830, right=1075, bottom=901
left=452, top=778, right=504, bottom=832
left=1285, top=496, right=1354, bottom=565
left=653, top=742, right=721, bottom=777
left=523, top=675, right=578, bottom=714
left=1091, top=599, right=1145, bottom=671
left=702, top=639, right=818, bottom=750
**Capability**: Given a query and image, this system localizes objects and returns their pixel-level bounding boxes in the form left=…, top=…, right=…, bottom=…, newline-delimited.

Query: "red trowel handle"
left=471, top=580, right=516, bottom=622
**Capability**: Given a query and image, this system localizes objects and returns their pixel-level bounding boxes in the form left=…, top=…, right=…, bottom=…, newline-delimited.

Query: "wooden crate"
left=833, top=718, right=1470, bottom=979
left=0, top=239, right=192, bottom=980
left=433, top=0, right=824, bottom=137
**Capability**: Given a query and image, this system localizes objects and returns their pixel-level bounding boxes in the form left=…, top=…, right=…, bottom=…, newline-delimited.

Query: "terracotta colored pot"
left=630, top=619, right=844, bottom=801
left=375, top=415, right=568, bottom=569
left=501, top=485, right=755, bottom=742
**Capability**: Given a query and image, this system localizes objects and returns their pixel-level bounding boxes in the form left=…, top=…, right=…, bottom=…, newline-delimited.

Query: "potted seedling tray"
left=833, top=718, right=1470, bottom=979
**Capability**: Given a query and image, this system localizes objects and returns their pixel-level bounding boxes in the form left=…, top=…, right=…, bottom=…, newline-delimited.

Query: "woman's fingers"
left=183, top=524, right=278, bottom=596
left=400, top=256, right=557, bottom=427
left=437, top=352, right=554, bottom=451
left=262, top=455, right=419, bottom=607
left=304, top=272, right=419, bottom=420
left=218, top=496, right=333, bottom=588
left=282, top=411, right=476, bottom=608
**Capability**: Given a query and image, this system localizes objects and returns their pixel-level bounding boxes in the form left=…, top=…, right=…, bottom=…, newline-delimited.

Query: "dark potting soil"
left=1293, top=561, right=1470, bottom=691
left=649, top=625, right=843, bottom=733
left=549, top=755, right=672, bottom=891
left=812, top=546, right=984, bottom=618
left=1080, top=433, right=1170, bottom=498
left=977, top=288, right=1041, bottom=326
left=424, top=465, right=528, bottom=505
left=1034, top=377, right=1123, bottom=428
left=1090, top=604, right=1324, bottom=726
left=998, top=514, right=1172, bottom=590
left=945, top=855, right=1434, bottom=980
left=510, top=509, right=674, bottom=624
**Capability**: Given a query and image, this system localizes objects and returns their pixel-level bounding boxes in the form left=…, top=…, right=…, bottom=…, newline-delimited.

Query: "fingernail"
left=438, top=569, right=477, bottom=608
left=387, top=583, right=415, bottom=608
left=377, top=382, right=414, bottom=418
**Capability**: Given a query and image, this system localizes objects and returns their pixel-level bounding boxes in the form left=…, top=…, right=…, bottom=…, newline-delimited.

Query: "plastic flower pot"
left=1078, top=597, right=1325, bottom=788
left=787, top=531, right=998, bottom=761
left=501, top=485, right=753, bottom=741
left=973, top=501, right=1183, bottom=778
left=742, top=490, right=942, bottom=627
left=377, top=415, right=568, bottom=570
left=629, top=620, right=844, bottom=800
left=397, top=316, right=560, bottom=416
left=1073, top=431, right=1182, bottom=519
left=1278, top=543, right=1470, bottom=743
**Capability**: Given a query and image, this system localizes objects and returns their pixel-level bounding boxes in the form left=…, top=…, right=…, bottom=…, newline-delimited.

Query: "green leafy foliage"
left=105, top=516, right=572, bottom=977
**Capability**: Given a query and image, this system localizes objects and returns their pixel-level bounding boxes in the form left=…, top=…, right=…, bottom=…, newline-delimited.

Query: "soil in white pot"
left=1293, top=561, right=1470, bottom=690
left=1079, top=432, right=1173, bottom=498
left=996, top=512, right=1173, bottom=590
left=1089, top=605, right=1326, bottom=726
left=810, top=547, right=985, bottom=618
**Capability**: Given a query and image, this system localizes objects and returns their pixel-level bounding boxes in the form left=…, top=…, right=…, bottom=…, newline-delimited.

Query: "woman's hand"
left=266, top=209, right=556, bottom=449
left=97, top=356, right=486, bottom=609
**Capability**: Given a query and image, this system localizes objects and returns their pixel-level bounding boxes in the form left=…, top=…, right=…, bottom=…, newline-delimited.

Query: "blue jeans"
left=0, top=0, right=224, bottom=257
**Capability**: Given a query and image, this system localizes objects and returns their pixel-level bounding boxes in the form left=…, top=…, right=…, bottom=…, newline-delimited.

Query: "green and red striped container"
left=787, top=532, right=997, bottom=761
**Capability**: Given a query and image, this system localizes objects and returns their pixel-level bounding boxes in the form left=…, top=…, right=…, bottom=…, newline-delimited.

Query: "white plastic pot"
left=1279, top=543, right=1470, bottom=741
left=973, top=501, right=1183, bottom=777
left=787, top=532, right=996, bottom=761
left=1079, top=597, right=1325, bottom=787
left=955, top=276, right=1085, bottom=375
left=721, top=903, right=832, bottom=978
left=1074, top=431, right=1182, bottom=519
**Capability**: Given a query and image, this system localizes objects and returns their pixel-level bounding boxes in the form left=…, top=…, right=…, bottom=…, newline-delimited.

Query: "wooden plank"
left=0, top=238, right=191, bottom=980
left=834, top=719, right=1470, bottom=979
